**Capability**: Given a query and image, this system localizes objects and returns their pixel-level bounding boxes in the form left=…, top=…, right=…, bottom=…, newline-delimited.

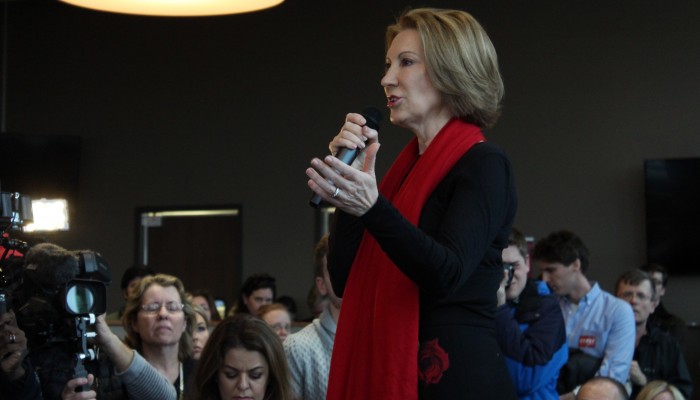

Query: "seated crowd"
left=0, top=229, right=694, bottom=400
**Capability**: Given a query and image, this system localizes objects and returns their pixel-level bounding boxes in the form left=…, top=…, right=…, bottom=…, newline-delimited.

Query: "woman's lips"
left=387, top=95, right=401, bottom=107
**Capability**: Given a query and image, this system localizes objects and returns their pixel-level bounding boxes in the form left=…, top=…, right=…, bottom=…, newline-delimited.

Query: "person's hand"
left=497, top=269, right=508, bottom=307
left=308, top=112, right=381, bottom=216
left=62, top=374, right=96, bottom=400
left=0, top=310, right=29, bottom=381
left=629, top=360, right=647, bottom=386
left=93, top=313, right=117, bottom=348
left=328, top=112, right=380, bottom=170
left=559, top=392, right=575, bottom=400
left=307, top=142, right=381, bottom=216
left=92, top=313, right=134, bottom=373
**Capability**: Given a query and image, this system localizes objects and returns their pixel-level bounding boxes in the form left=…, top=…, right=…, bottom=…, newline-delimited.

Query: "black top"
left=632, top=324, right=693, bottom=399
left=328, top=142, right=517, bottom=328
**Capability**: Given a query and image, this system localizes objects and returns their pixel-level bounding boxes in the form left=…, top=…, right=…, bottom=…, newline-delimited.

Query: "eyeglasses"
left=140, top=301, right=185, bottom=314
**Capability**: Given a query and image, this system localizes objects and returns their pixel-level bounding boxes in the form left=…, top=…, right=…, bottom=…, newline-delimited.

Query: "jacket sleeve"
left=496, top=293, right=568, bottom=396
left=358, top=148, right=515, bottom=296
left=667, top=341, right=694, bottom=399
left=0, top=358, right=43, bottom=400
left=116, top=351, right=177, bottom=400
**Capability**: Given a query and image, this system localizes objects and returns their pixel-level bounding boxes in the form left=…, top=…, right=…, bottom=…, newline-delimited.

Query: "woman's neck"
left=412, top=113, right=453, bottom=154
left=142, top=343, right=181, bottom=383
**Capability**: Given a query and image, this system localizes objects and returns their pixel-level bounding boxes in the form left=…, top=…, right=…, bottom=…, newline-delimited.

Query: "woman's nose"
left=237, top=376, right=250, bottom=390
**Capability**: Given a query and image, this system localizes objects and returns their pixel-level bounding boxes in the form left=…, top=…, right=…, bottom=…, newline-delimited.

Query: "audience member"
left=257, top=303, right=292, bottom=342
left=276, top=295, right=298, bottom=321
left=533, top=230, right=635, bottom=399
left=193, top=314, right=294, bottom=400
left=191, top=289, right=221, bottom=322
left=192, top=304, right=211, bottom=361
left=123, top=273, right=197, bottom=399
left=495, top=228, right=568, bottom=399
left=284, top=235, right=341, bottom=400
left=106, top=264, right=155, bottom=320
left=229, top=273, right=276, bottom=316
left=636, top=380, right=687, bottom=400
left=614, top=270, right=692, bottom=399
left=576, top=376, right=630, bottom=400
left=305, top=284, right=328, bottom=321
left=0, top=243, right=175, bottom=400
left=639, top=263, right=687, bottom=348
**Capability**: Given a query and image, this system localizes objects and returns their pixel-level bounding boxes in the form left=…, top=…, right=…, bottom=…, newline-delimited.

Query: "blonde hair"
left=636, top=380, right=686, bottom=400
left=386, top=8, right=504, bottom=128
left=123, top=273, right=196, bottom=361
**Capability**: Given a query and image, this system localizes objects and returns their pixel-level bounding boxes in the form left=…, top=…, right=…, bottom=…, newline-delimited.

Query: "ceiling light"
left=59, top=0, right=284, bottom=17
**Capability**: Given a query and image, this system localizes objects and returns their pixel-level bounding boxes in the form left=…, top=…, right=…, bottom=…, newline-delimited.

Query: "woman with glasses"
left=123, top=273, right=197, bottom=399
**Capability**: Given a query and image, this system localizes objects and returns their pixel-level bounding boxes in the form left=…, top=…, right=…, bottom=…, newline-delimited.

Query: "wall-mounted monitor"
left=644, top=157, right=700, bottom=275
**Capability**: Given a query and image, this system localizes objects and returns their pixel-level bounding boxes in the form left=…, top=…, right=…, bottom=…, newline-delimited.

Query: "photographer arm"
left=94, top=314, right=177, bottom=399
left=0, top=311, right=42, bottom=400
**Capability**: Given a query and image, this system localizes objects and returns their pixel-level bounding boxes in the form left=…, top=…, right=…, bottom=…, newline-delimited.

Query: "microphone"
left=309, top=106, right=383, bottom=208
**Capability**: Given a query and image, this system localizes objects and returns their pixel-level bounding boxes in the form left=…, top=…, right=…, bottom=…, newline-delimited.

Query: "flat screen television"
left=644, top=157, right=700, bottom=275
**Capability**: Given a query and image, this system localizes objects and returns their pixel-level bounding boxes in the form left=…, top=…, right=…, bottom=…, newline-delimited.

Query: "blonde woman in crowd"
left=123, top=273, right=197, bottom=399
left=636, top=380, right=687, bottom=400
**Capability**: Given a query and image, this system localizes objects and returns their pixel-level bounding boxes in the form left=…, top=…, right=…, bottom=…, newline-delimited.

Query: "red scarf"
left=326, top=119, right=485, bottom=399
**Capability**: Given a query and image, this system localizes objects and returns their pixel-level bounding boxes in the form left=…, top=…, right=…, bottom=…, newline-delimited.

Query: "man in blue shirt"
left=496, top=228, right=568, bottom=400
left=533, top=230, right=635, bottom=400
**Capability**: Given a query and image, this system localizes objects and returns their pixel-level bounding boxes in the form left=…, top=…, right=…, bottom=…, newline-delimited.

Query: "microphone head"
left=361, top=106, right=383, bottom=131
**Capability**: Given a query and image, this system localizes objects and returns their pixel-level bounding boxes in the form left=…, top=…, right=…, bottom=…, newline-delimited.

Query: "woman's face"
left=381, top=29, right=446, bottom=132
left=261, top=309, right=291, bottom=342
left=192, top=295, right=212, bottom=321
left=243, top=288, right=274, bottom=314
left=218, top=347, right=269, bottom=400
left=132, top=284, right=187, bottom=350
left=192, top=313, right=210, bottom=360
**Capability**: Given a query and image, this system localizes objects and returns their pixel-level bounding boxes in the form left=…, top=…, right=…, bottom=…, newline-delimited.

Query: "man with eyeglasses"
left=639, top=263, right=687, bottom=349
left=614, top=269, right=693, bottom=399
left=495, top=228, right=568, bottom=400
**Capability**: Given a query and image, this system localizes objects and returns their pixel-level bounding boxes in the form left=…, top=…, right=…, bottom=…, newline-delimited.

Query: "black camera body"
left=503, top=262, right=515, bottom=290
left=1, top=189, right=111, bottom=350
left=2, top=249, right=111, bottom=349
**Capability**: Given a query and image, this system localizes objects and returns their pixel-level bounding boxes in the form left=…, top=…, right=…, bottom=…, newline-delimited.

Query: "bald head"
left=576, top=377, right=629, bottom=400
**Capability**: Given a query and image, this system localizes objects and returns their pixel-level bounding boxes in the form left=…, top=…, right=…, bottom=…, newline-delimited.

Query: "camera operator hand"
left=62, top=374, right=96, bottom=400
left=93, top=313, right=135, bottom=373
left=497, top=269, right=508, bottom=307
left=0, top=310, right=29, bottom=381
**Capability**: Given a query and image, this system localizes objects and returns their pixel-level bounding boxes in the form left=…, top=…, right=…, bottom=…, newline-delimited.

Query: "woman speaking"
left=306, top=8, right=517, bottom=399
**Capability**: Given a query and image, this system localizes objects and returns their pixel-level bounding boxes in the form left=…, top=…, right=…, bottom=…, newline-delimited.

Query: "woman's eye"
left=250, top=373, right=263, bottom=380
left=400, top=58, right=414, bottom=67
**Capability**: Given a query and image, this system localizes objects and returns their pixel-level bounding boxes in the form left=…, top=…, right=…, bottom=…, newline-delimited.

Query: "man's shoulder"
left=593, top=287, right=632, bottom=311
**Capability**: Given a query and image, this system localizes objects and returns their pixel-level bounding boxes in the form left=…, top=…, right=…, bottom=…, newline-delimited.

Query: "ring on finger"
left=9, top=333, right=16, bottom=344
left=332, top=187, right=341, bottom=198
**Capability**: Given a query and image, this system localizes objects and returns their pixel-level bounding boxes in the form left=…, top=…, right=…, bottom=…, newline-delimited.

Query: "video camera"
left=1, top=188, right=111, bottom=367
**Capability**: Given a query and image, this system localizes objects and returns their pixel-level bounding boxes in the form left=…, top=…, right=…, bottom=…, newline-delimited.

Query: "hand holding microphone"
left=308, top=107, right=383, bottom=208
